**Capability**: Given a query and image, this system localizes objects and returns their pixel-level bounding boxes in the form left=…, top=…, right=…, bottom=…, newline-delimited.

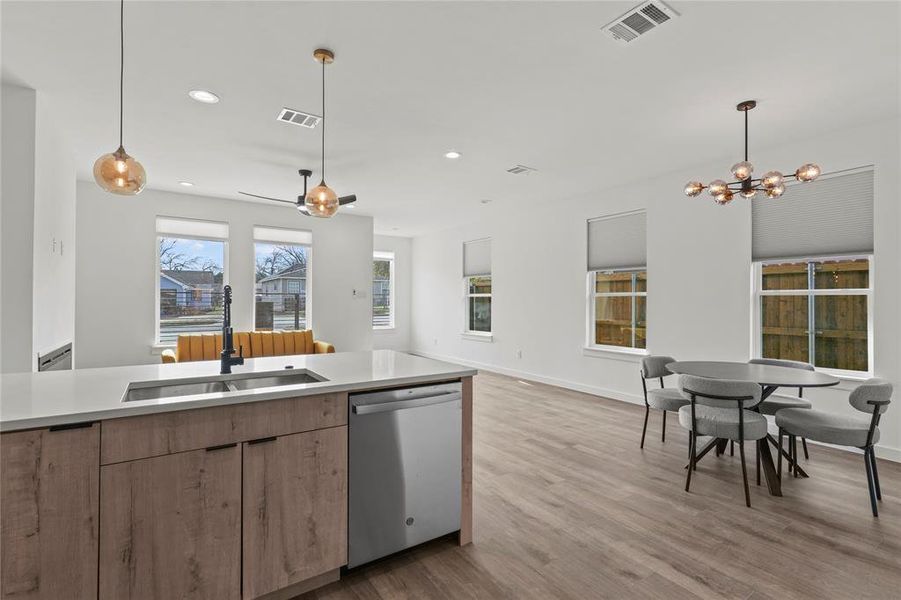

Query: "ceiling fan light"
left=731, top=161, right=753, bottom=181
left=708, top=180, right=728, bottom=196
left=684, top=181, right=704, bottom=197
left=93, top=146, right=146, bottom=195
left=304, top=181, right=339, bottom=218
left=796, top=163, right=821, bottom=182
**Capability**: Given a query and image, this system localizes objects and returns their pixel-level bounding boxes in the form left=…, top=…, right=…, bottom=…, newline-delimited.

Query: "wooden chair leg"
left=661, top=410, right=667, bottom=443
left=685, top=432, right=695, bottom=492
left=756, top=440, right=761, bottom=486
left=802, top=438, right=810, bottom=460
left=640, top=406, right=649, bottom=448
left=739, top=441, right=751, bottom=508
left=864, top=448, right=879, bottom=517
left=869, top=448, right=882, bottom=501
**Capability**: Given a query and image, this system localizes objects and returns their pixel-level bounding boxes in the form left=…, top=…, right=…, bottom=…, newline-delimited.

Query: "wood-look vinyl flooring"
left=304, top=371, right=901, bottom=600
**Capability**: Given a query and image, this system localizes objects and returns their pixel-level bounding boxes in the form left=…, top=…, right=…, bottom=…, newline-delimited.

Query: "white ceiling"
left=2, top=1, right=898, bottom=236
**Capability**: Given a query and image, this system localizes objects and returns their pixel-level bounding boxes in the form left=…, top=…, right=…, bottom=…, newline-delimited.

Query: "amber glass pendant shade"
left=93, top=146, right=146, bottom=195
left=304, top=180, right=339, bottom=217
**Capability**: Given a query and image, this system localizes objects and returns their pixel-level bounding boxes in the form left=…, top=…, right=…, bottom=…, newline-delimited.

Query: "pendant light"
left=93, top=0, right=146, bottom=195
left=304, top=48, right=339, bottom=218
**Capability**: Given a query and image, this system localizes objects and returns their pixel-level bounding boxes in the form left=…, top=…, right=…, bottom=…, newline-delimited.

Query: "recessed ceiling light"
left=444, top=150, right=461, bottom=159
left=178, top=181, right=194, bottom=187
left=188, top=90, right=220, bottom=104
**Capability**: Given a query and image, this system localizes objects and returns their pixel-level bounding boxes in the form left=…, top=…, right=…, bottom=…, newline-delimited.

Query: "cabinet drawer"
left=101, top=393, right=347, bottom=464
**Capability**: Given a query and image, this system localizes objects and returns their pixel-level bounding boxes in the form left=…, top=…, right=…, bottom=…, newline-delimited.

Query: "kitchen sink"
left=123, top=369, right=328, bottom=402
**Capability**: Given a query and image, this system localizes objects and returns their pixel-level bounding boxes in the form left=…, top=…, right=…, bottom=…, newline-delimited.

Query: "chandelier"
left=684, top=100, right=820, bottom=204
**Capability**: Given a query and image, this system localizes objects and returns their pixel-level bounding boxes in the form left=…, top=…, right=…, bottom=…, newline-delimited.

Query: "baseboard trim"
left=411, top=349, right=901, bottom=463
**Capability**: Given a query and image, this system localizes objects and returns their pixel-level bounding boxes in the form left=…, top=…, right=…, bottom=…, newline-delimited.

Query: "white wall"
left=75, top=183, right=374, bottom=368
left=373, top=235, right=412, bottom=351
left=0, top=84, right=76, bottom=373
left=410, top=118, right=901, bottom=461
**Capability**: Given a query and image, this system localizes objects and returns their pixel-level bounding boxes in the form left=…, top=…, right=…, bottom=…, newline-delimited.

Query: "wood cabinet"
left=98, top=445, right=242, bottom=599
left=242, top=426, right=348, bottom=599
left=1, top=423, right=100, bottom=600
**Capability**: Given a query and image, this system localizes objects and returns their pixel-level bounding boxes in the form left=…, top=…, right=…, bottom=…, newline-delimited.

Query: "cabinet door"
left=1, top=423, right=100, bottom=600
left=99, top=445, right=241, bottom=599
left=242, top=426, right=347, bottom=599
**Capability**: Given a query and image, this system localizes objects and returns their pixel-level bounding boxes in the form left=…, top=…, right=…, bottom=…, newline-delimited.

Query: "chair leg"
left=685, top=432, right=695, bottom=492
left=777, top=428, right=783, bottom=481
left=739, top=441, right=751, bottom=508
left=869, top=447, right=882, bottom=501
left=640, top=406, right=649, bottom=448
left=864, top=448, right=879, bottom=517
left=730, top=441, right=734, bottom=456
left=661, top=410, right=667, bottom=443
left=756, top=440, right=761, bottom=486
left=802, top=438, right=810, bottom=460
left=792, top=435, right=799, bottom=478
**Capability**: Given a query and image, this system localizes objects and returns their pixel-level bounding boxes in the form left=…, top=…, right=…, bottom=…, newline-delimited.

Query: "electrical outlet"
left=515, top=349, right=523, bottom=359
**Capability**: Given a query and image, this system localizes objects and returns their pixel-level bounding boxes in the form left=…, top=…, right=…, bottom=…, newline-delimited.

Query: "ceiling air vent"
left=602, top=1, right=679, bottom=45
left=506, top=164, right=538, bottom=176
left=276, top=107, right=321, bottom=128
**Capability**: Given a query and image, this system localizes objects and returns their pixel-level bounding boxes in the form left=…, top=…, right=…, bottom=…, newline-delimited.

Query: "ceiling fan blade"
left=338, top=194, right=357, bottom=206
left=238, top=191, right=296, bottom=204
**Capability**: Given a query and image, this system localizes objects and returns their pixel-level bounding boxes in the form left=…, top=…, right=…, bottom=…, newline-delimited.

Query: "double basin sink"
left=124, top=369, right=327, bottom=402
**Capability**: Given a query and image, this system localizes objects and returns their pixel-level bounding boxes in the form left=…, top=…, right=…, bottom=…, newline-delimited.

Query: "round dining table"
left=666, top=360, right=840, bottom=496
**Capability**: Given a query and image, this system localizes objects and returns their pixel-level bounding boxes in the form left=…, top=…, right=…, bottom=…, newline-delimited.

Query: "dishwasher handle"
left=352, top=392, right=462, bottom=415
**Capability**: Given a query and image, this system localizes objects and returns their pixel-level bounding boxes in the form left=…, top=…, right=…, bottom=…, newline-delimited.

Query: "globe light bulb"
left=765, top=184, right=785, bottom=199
left=93, top=146, right=146, bottom=195
left=714, top=189, right=734, bottom=205
left=795, top=163, right=821, bottom=182
left=731, top=161, right=753, bottom=181
left=740, top=187, right=757, bottom=199
left=708, top=179, right=728, bottom=196
left=684, top=181, right=704, bottom=197
left=304, top=180, right=339, bottom=218
left=761, top=170, right=784, bottom=188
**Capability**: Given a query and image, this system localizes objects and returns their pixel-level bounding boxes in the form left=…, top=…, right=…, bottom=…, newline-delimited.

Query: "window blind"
left=156, top=216, right=228, bottom=239
left=587, top=211, right=647, bottom=271
left=463, top=238, right=491, bottom=277
left=253, top=226, right=312, bottom=245
left=752, top=169, right=874, bottom=261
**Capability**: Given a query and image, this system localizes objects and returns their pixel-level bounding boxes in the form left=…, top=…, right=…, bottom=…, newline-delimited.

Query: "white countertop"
left=0, top=350, right=476, bottom=432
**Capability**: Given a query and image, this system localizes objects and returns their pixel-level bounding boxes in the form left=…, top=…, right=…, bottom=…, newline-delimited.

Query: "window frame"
left=751, top=254, right=874, bottom=378
left=463, top=274, right=492, bottom=337
left=154, top=225, right=230, bottom=346
left=252, top=230, right=313, bottom=333
left=586, top=268, right=648, bottom=355
left=372, top=251, right=395, bottom=330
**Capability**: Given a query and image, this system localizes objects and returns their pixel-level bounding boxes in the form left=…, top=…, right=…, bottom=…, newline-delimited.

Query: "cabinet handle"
left=205, top=443, right=237, bottom=452
left=49, top=421, right=94, bottom=432
left=247, top=436, right=277, bottom=445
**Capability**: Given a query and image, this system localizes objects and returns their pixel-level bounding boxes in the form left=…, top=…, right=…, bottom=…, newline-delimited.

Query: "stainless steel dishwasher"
left=348, top=381, right=462, bottom=568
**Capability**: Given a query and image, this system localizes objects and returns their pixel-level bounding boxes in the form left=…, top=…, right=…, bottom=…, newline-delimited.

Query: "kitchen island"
left=0, top=350, right=475, bottom=599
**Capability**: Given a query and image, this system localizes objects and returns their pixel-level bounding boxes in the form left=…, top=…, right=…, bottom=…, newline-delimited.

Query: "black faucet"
left=220, top=285, right=244, bottom=375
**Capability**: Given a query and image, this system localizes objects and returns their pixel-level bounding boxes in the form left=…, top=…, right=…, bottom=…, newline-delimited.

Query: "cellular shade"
left=752, top=169, right=874, bottom=261
left=253, top=226, right=313, bottom=245
left=463, top=238, right=491, bottom=277
left=587, top=211, right=647, bottom=271
left=156, top=216, right=228, bottom=239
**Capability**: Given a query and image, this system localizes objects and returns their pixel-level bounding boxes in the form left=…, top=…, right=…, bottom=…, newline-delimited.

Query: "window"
left=372, top=251, right=395, bottom=329
left=156, top=217, right=229, bottom=344
left=755, top=257, right=872, bottom=375
left=586, top=210, right=647, bottom=352
left=463, top=239, right=491, bottom=335
left=589, top=270, right=647, bottom=349
left=253, top=226, right=312, bottom=331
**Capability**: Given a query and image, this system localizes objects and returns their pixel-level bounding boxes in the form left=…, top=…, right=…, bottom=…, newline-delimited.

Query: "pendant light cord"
left=320, top=58, right=326, bottom=183
left=744, top=108, right=748, bottom=162
left=119, top=0, right=124, bottom=149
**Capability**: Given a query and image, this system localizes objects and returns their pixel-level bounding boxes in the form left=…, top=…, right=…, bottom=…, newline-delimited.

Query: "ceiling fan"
left=239, top=168, right=356, bottom=215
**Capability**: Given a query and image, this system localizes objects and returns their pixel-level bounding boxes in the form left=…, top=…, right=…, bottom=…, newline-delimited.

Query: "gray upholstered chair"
left=749, top=358, right=815, bottom=461
left=776, top=378, right=892, bottom=517
left=678, top=375, right=765, bottom=507
left=639, top=356, right=689, bottom=448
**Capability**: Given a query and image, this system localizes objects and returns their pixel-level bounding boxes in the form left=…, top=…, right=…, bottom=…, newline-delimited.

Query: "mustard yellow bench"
left=161, top=330, right=334, bottom=364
